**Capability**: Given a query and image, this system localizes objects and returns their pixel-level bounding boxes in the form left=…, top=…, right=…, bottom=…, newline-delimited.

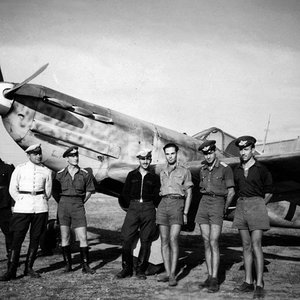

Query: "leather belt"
left=163, top=194, right=185, bottom=199
left=202, top=192, right=223, bottom=198
left=19, top=191, right=44, bottom=195
left=131, top=199, right=152, bottom=203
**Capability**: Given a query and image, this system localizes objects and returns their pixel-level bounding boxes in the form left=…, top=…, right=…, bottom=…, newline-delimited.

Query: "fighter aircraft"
left=0, top=64, right=299, bottom=229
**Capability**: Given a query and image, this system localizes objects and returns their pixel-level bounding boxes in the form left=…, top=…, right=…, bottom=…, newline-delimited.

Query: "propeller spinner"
left=0, top=63, right=49, bottom=116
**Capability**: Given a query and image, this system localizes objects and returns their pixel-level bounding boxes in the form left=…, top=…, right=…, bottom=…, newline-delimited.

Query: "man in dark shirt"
left=196, top=140, right=235, bottom=293
left=232, top=136, right=273, bottom=299
left=0, top=158, right=14, bottom=257
left=115, top=149, right=160, bottom=280
left=53, top=146, right=95, bottom=274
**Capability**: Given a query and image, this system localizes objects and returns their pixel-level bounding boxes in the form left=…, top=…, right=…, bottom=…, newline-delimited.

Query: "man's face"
left=164, top=147, right=177, bottom=165
left=139, top=156, right=151, bottom=170
left=239, top=145, right=255, bottom=163
left=67, top=153, right=79, bottom=166
left=204, top=151, right=216, bottom=165
left=28, top=151, right=42, bottom=165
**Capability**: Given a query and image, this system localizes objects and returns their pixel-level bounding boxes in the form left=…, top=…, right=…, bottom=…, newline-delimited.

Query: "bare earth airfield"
left=0, top=195, right=299, bottom=300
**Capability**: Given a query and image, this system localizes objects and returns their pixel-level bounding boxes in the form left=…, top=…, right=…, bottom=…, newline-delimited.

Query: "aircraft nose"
left=0, top=82, right=14, bottom=116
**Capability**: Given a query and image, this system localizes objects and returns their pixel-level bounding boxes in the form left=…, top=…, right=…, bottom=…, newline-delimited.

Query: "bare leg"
left=159, top=225, right=171, bottom=276
left=169, top=224, right=181, bottom=277
left=251, top=230, right=264, bottom=287
left=210, top=224, right=222, bottom=279
left=239, top=229, right=253, bottom=284
left=200, top=224, right=212, bottom=276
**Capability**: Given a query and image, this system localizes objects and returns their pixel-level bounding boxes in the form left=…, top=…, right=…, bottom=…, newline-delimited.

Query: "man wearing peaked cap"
left=116, top=148, right=160, bottom=280
left=196, top=140, right=235, bottom=293
left=232, top=135, right=272, bottom=298
left=235, top=136, right=257, bottom=149
left=53, top=146, right=95, bottom=274
left=0, top=144, right=52, bottom=281
left=25, top=144, right=42, bottom=154
left=198, top=140, right=216, bottom=154
left=62, top=146, right=78, bottom=158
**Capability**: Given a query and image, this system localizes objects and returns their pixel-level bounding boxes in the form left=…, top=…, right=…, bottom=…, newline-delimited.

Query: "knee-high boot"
left=0, top=249, right=20, bottom=281
left=62, top=245, right=72, bottom=272
left=80, top=247, right=95, bottom=274
left=24, top=247, right=41, bottom=278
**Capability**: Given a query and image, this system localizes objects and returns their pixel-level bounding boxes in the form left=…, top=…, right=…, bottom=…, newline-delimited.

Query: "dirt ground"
left=0, top=195, right=299, bottom=300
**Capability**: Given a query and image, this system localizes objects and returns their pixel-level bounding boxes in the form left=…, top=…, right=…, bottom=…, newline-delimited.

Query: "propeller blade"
left=4, top=63, right=49, bottom=98
left=0, top=67, right=3, bottom=82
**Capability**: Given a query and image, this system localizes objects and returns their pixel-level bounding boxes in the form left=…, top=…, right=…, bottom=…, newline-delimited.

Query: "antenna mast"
left=262, top=114, right=271, bottom=153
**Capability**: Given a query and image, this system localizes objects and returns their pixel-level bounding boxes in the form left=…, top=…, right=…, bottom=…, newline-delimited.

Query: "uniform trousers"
left=0, top=207, right=13, bottom=253
left=10, top=212, right=48, bottom=252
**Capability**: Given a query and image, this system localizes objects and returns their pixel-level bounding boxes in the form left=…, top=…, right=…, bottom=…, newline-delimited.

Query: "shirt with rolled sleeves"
left=160, top=163, right=193, bottom=197
left=9, top=161, right=52, bottom=213
left=53, top=167, right=95, bottom=200
left=199, top=158, right=234, bottom=197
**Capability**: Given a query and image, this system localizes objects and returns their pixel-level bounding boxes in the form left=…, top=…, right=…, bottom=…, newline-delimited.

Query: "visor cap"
left=63, top=146, right=79, bottom=158
left=25, top=144, right=42, bottom=154
left=198, top=140, right=216, bottom=154
left=136, top=149, right=152, bottom=159
left=235, top=136, right=257, bottom=149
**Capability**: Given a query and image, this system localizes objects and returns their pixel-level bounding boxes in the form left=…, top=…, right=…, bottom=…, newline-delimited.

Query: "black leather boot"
left=80, top=247, right=95, bottom=274
left=24, top=247, right=41, bottom=278
left=0, top=249, right=20, bottom=281
left=135, top=242, right=150, bottom=280
left=115, top=250, right=133, bottom=279
left=62, top=245, right=72, bottom=272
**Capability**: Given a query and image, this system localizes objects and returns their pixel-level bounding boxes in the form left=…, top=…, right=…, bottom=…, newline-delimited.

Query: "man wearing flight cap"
left=232, top=136, right=273, bottom=299
left=115, top=149, right=160, bottom=280
left=196, top=140, right=235, bottom=293
left=0, top=144, right=52, bottom=281
left=53, top=146, right=95, bottom=274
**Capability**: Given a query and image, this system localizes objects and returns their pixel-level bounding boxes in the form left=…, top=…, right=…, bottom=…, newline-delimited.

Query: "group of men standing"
left=0, top=144, right=95, bottom=281
left=116, top=136, right=272, bottom=299
left=0, top=135, right=272, bottom=299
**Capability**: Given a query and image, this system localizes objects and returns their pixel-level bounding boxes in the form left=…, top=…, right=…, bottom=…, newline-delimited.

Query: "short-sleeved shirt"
left=54, top=167, right=95, bottom=199
left=160, top=163, right=193, bottom=197
left=9, top=161, right=53, bottom=213
left=199, top=158, right=234, bottom=197
left=234, top=160, right=273, bottom=198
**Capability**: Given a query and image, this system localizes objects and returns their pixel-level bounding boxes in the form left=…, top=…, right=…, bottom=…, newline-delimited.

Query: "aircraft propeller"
left=0, top=67, right=4, bottom=82
left=3, top=63, right=49, bottom=99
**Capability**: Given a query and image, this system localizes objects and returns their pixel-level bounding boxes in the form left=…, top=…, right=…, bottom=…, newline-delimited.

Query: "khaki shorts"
left=156, top=197, right=184, bottom=226
left=195, top=195, right=224, bottom=226
left=58, top=197, right=87, bottom=228
left=233, top=197, right=270, bottom=231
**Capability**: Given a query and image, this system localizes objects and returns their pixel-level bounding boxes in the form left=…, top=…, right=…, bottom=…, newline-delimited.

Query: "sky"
left=1, top=0, right=300, bottom=165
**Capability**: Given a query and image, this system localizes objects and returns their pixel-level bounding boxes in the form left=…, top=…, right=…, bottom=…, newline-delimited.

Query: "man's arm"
left=224, top=187, right=235, bottom=212
left=83, top=191, right=92, bottom=204
left=183, top=187, right=192, bottom=224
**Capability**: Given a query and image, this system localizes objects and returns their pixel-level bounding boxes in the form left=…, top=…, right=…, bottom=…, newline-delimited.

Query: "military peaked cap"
left=198, top=140, right=216, bottom=154
left=136, top=149, right=152, bottom=158
left=63, top=146, right=79, bottom=158
left=25, top=144, right=42, bottom=154
left=235, top=136, right=257, bottom=149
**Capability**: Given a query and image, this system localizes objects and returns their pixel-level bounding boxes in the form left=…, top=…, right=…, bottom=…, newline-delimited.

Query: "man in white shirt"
left=0, top=144, right=52, bottom=281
